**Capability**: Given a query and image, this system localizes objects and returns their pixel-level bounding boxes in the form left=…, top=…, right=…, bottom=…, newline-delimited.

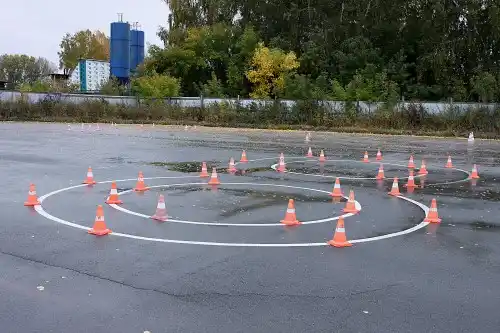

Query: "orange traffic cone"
left=200, top=162, right=209, bottom=178
left=424, top=198, right=441, bottom=223
left=228, top=157, right=237, bottom=173
left=362, top=151, right=369, bottom=163
left=105, top=181, right=123, bottom=204
left=151, top=194, right=168, bottom=221
left=88, top=205, right=111, bottom=236
left=408, top=154, right=415, bottom=169
left=376, top=164, right=385, bottom=180
left=306, top=147, right=313, bottom=158
left=445, top=155, right=453, bottom=168
left=240, top=150, right=248, bottom=163
left=418, top=160, right=428, bottom=175
left=330, top=178, right=344, bottom=197
left=83, top=167, right=96, bottom=185
left=404, top=170, right=418, bottom=188
left=343, top=190, right=359, bottom=214
left=277, top=153, right=286, bottom=172
left=470, top=164, right=480, bottom=179
left=24, top=183, right=40, bottom=206
left=208, top=167, right=221, bottom=185
left=319, top=150, right=326, bottom=162
left=376, top=149, right=383, bottom=161
left=280, top=199, right=300, bottom=226
left=388, top=177, right=401, bottom=196
left=134, top=171, right=149, bottom=191
left=328, top=216, right=352, bottom=247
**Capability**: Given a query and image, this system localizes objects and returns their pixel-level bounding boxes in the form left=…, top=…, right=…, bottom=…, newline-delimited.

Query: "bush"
left=0, top=99, right=499, bottom=137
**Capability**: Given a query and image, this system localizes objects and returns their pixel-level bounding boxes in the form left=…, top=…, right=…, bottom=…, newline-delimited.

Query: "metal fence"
left=0, top=90, right=497, bottom=114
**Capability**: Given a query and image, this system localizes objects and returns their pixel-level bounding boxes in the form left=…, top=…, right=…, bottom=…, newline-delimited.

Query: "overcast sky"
left=0, top=0, right=168, bottom=68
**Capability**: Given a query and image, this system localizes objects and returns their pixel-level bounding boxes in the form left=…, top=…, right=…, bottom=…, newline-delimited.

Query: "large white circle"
left=33, top=175, right=431, bottom=247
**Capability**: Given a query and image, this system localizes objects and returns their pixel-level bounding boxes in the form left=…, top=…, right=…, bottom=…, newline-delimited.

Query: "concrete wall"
left=0, top=90, right=497, bottom=114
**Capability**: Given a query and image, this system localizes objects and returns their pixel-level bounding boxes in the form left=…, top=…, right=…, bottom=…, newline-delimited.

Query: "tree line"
left=143, top=0, right=500, bottom=102
left=3, top=1, right=500, bottom=103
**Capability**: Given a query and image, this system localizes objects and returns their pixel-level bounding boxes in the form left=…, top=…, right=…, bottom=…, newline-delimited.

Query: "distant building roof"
left=47, top=73, right=70, bottom=80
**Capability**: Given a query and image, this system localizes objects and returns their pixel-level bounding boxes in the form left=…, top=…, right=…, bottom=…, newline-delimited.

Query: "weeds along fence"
left=0, top=90, right=500, bottom=135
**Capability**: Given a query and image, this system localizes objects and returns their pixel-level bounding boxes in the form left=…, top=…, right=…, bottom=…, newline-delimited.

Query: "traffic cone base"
left=328, top=239, right=353, bottom=247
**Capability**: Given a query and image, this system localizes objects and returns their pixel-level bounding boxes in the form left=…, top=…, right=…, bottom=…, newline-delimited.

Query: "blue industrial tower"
left=110, top=13, right=131, bottom=83
left=130, top=23, right=145, bottom=75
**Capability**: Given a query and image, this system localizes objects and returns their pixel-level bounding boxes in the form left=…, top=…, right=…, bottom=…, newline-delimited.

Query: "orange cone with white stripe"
left=134, top=171, right=149, bottom=191
left=83, top=167, right=96, bottom=185
left=330, top=178, right=343, bottom=197
left=408, top=155, right=415, bottom=169
left=240, top=150, right=248, bottom=163
left=151, top=194, right=168, bottom=221
left=388, top=177, right=401, bottom=196
left=445, top=155, right=453, bottom=168
left=280, top=199, right=300, bottom=226
left=208, top=167, right=221, bottom=185
left=404, top=170, right=417, bottom=188
left=376, top=164, right=385, bottom=180
left=319, top=150, right=326, bottom=162
left=24, top=183, right=40, bottom=206
left=343, top=190, right=359, bottom=214
left=277, top=153, right=286, bottom=172
left=306, top=147, right=313, bottom=158
left=376, top=149, right=383, bottom=161
left=228, top=157, right=237, bottom=173
left=200, top=162, right=209, bottom=178
left=88, top=205, right=111, bottom=236
left=418, top=160, right=428, bottom=175
left=105, top=181, right=123, bottom=204
left=470, top=164, right=479, bottom=179
left=328, top=216, right=352, bottom=247
left=362, top=151, right=369, bottom=163
left=424, top=198, right=441, bottom=223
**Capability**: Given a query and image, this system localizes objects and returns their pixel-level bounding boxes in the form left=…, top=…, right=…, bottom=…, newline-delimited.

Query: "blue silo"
left=110, top=18, right=130, bottom=81
left=130, top=29, right=145, bottom=74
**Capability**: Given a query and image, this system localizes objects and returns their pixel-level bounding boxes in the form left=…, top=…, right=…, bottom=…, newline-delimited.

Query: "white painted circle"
left=110, top=182, right=361, bottom=226
left=33, top=175, right=431, bottom=247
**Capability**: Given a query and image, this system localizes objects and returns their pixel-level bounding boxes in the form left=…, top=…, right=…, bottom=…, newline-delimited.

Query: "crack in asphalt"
left=0, top=249, right=402, bottom=301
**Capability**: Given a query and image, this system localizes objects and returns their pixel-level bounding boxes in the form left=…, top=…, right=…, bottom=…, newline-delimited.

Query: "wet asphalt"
left=1, top=122, right=500, bottom=333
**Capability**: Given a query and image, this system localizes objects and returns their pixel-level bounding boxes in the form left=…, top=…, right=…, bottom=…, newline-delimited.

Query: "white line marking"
left=33, top=176, right=429, bottom=247
left=110, top=182, right=361, bottom=226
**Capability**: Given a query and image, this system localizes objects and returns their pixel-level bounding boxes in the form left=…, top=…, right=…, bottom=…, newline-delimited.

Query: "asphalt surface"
left=1, top=122, right=500, bottom=333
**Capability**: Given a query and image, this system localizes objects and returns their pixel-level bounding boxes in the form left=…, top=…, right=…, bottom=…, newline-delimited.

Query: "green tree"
left=132, top=73, right=181, bottom=99
left=471, top=72, right=497, bottom=103
left=202, top=72, right=225, bottom=97
left=58, top=30, right=109, bottom=74
left=0, top=54, right=55, bottom=87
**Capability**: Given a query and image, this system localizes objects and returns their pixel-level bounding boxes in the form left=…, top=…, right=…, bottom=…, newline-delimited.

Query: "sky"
left=0, top=0, right=168, bottom=68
